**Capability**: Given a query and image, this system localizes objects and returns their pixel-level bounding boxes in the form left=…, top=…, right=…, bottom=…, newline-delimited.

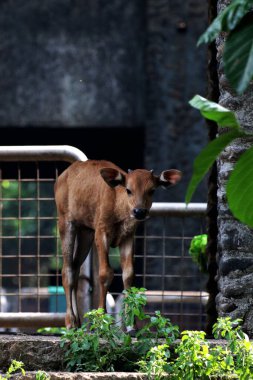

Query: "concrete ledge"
left=0, top=334, right=228, bottom=379
left=11, top=372, right=148, bottom=380
left=0, top=334, right=64, bottom=371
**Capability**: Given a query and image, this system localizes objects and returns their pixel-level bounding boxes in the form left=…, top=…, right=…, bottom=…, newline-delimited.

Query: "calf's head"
left=100, top=167, right=182, bottom=221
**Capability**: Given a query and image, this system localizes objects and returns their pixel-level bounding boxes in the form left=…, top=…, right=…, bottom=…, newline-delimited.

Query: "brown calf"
left=55, top=159, right=182, bottom=328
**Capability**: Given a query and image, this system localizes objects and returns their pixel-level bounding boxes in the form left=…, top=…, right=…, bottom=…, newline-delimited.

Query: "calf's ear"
left=100, top=168, right=125, bottom=188
left=158, top=169, right=182, bottom=188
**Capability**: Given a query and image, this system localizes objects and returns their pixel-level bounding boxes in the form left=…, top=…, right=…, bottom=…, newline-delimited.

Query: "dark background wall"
left=0, top=0, right=208, bottom=202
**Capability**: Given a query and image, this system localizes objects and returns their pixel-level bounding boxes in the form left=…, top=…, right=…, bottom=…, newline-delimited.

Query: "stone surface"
left=0, top=0, right=208, bottom=201
left=0, top=334, right=64, bottom=371
left=0, top=335, right=229, bottom=379
left=0, top=0, right=145, bottom=127
left=12, top=372, right=148, bottom=380
left=216, top=0, right=253, bottom=336
left=145, top=0, right=208, bottom=203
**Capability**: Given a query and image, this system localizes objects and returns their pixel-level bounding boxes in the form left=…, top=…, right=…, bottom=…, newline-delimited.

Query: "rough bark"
left=205, top=0, right=219, bottom=337
left=216, top=0, right=253, bottom=336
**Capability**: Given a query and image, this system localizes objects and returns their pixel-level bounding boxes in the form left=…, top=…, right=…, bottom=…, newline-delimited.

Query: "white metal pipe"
left=150, top=202, right=207, bottom=216
left=0, top=145, right=87, bottom=162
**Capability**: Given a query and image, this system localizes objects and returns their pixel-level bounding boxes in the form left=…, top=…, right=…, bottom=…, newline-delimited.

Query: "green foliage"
left=37, top=326, right=67, bottom=335
left=189, top=234, right=208, bottom=273
left=59, top=289, right=253, bottom=378
left=198, top=0, right=253, bottom=45
left=224, top=13, right=253, bottom=94
left=0, top=360, right=50, bottom=380
left=226, top=145, right=253, bottom=228
left=185, top=127, right=243, bottom=204
left=139, top=317, right=253, bottom=379
left=0, top=360, right=25, bottom=379
left=198, top=0, right=253, bottom=94
left=59, top=290, right=253, bottom=379
left=138, top=344, right=171, bottom=380
left=171, top=330, right=212, bottom=379
left=189, top=95, right=241, bottom=128
left=120, top=286, right=148, bottom=327
left=186, top=95, right=253, bottom=228
left=61, top=288, right=179, bottom=373
left=61, top=308, right=126, bottom=372
left=35, top=370, right=51, bottom=380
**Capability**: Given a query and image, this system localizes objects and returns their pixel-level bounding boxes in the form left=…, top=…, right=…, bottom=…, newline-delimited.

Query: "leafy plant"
left=170, top=317, right=253, bottom=379
left=138, top=344, right=171, bottom=380
left=38, top=289, right=253, bottom=378
left=198, top=0, right=253, bottom=94
left=60, top=287, right=179, bottom=373
left=120, top=286, right=148, bottom=328
left=35, top=370, right=51, bottom=380
left=189, top=234, right=208, bottom=273
left=171, top=330, right=213, bottom=379
left=136, top=316, right=253, bottom=379
left=186, top=95, right=253, bottom=228
left=37, top=326, right=66, bottom=335
left=61, top=308, right=126, bottom=372
left=0, top=360, right=25, bottom=379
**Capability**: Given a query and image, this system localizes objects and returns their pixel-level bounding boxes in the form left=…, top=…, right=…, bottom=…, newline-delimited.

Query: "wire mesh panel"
left=111, top=205, right=207, bottom=331
left=0, top=145, right=87, bottom=328
left=0, top=147, right=207, bottom=331
left=0, top=161, right=68, bottom=315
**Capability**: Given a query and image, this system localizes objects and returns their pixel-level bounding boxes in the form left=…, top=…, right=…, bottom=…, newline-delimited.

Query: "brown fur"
left=55, top=159, right=181, bottom=328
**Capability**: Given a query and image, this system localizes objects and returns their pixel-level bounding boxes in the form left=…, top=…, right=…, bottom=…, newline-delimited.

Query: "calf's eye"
left=126, top=188, right=132, bottom=196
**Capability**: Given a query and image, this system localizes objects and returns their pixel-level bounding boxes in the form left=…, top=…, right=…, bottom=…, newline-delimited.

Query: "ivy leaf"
left=189, top=95, right=240, bottom=129
left=227, top=145, right=253, bottom=228
left=224, top=13, right=253, bottom=94
left=185, top=129, right=244, bottom=204
left=198, top=0, right=253, bottom=45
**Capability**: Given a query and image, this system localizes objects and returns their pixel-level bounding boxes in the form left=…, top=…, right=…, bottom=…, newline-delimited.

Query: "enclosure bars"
left=0, top=146, right=207, bottom=329
left=0, top=145, right=87, bottom=328
left=0, top=202, right=207, bottom=328
left=0, top=145, right=87, bottom=163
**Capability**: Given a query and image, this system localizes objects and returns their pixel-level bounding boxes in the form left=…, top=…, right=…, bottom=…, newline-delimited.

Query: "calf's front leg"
left=95, top=230, right=114, bottom=311
left=120, top=237, right=135, bottom=333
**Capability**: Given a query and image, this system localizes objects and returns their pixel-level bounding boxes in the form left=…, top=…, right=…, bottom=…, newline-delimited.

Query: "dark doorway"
left=0, top=127, right=145, bottom=170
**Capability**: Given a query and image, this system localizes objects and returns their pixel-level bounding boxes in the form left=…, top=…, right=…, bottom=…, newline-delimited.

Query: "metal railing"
left=0, top=146, right=87, bottom=328
left=0, top=146, right=208, bottom=331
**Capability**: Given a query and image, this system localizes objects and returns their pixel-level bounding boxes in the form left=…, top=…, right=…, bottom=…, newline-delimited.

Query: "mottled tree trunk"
left=205, top=0, right=219, bottom=337
left=216, top=0, right=253, bottom=336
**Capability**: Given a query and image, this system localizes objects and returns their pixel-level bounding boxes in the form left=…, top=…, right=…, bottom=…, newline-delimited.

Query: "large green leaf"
left=227, top=145, right=253, bottom=228
left=224, top=13, right=253, bottom=94
left=189, top=95, right=240, bottom=129
left=185, top=129, right=244, bottom=204
left=198, top=0, right=253, bottom=45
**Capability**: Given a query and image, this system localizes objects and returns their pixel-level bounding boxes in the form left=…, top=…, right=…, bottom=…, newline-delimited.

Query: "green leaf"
left=189, top=95, right=240, bottom=129
left=198, top=0, right=253, bottom=45
left=227, top=145, right=253, bottom=228
left=224, top=13, right=253, bottom=94
left=185, top=129, right=244, bottom=204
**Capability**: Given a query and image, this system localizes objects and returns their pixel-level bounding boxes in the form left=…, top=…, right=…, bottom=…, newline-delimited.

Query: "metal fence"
left=0, top=146, right=208, bottom=331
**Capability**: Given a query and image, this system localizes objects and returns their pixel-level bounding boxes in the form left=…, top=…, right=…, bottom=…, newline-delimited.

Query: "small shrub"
left=0, top=360, right=25, bottom=379
left=57, top=288, right=253, bottom=379
left=60, top=288, right=179, bottom=372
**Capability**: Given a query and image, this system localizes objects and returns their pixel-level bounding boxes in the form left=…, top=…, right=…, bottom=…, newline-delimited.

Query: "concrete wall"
left=0, top=0, right=145, bottom=128
left=0, top=1, right=208, bottom=201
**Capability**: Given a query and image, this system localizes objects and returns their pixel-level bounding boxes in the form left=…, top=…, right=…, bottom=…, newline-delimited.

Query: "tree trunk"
left=216, top=0, right=253, bottom=336
left=205, top=0, right=219, bottom=337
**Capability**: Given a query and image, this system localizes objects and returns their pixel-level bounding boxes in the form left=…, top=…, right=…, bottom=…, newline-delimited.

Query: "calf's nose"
left=133, top=208, right=148, bottom=220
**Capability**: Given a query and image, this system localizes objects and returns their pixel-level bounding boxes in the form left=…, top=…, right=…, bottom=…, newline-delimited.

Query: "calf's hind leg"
left=72, top=227, right=94, bottom=326
left=59, top=218, right=78, bottom=329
